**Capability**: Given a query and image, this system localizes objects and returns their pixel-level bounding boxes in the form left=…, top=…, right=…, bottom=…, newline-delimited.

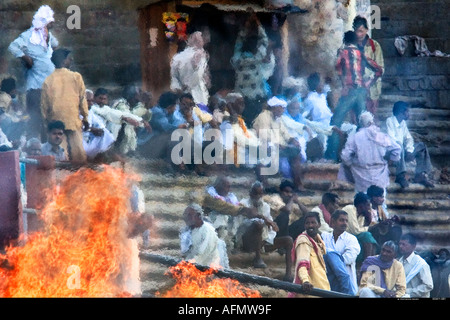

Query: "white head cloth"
left=30, top=5, right=55, bottom=47
left=267, top=96, right=287, bottom=108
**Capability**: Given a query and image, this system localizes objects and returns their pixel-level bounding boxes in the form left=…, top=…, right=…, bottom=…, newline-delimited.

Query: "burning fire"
left=157, top=260, right=261, bottom=298
left=0, top=166, right=141, bottom=297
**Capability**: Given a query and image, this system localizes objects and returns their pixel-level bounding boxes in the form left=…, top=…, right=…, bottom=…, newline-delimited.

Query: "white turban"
left=267, top=96, right=287, bottom=108
left=30, top=5, right=55, bottom=47
left=359, top=111, right=374, bottom=128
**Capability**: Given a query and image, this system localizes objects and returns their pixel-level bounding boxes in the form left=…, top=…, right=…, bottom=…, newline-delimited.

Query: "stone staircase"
left=127, top=155, right=450, bottom=297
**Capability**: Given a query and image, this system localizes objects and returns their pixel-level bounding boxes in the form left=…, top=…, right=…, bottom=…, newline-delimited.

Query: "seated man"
left=398, top=233, right=433, bottom=298
left=82, top=89, right=115, bottom=161
left=342, top=192, right=378, bottom=262
left=386, top=101, right=434, bottom=188
left=253, top=96, right=310, bottom=194
left=302, top=72, right=333, bottom=156
left=322, top=210, right=361, bottom=295
left=264, top=180, right=309, bottom=242
left=180, top=203, right=229, bottom=268
left=90, top=87, right=144, bottom=159
left=290, top=211, right=330, bottom=297
left=202, top=176, right=258, bottom=251
left=41, top=120, right=67, bottom=161
left=366, top=185, right=402, bottom=246
left=238, top=181, right=293, bottom=280
left=359, top=241, right=406, bottom=298
left=23, top=137, right=42, bottom=157
left=140, top=91, right=188, bottom=159
left=111, top=85, right=151, bottom=155
left=311, top=192, right=340, bottom=234
left=220, top=92, right=259, bottom=168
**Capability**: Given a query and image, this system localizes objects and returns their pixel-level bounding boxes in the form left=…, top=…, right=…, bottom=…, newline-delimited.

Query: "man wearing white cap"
left=253, top=96, right=309, bottom=194
left=339, top=111, right=401, bottom=193
left=8, top=5, right=59, bottom=139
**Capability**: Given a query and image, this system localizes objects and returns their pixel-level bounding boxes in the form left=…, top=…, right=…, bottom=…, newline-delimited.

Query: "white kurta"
left=321, top=231, right=361, bottom=294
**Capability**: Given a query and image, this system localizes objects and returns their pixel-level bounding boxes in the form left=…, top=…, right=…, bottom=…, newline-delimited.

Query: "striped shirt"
left=336, top=44, right=383, bottom=89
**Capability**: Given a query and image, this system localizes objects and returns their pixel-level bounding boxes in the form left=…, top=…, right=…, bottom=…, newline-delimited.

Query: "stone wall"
left=372, top=0, right=450, bottom=109
left=371, top=0, right=450, bottom=167
left=0, top=0, right=155, bottom=96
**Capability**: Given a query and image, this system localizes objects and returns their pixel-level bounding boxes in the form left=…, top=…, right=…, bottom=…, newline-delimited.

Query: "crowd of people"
left=0, top=5, right=447, bottom=298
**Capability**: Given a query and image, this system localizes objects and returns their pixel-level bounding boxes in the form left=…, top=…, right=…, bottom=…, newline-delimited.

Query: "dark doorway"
left=138, top=2, right=286, bottom=101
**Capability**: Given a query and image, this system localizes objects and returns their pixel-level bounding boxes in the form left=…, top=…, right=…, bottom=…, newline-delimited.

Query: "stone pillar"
left=0, top=151, right=22, bottom=248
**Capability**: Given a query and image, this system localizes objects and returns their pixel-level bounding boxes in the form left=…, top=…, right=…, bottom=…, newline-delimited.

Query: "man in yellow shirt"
left=353, top=16, right=385, bottom=118
left=359, top=241, right=406, bottom=298
left=41, top=48, right=89, bottom=163
left=290, top=211, right=330, bottom=297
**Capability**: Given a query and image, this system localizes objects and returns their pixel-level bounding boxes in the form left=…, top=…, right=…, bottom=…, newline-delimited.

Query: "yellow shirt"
left=41, top=68, right=88, bottom=131
left=363, top=38, right=384, bottom=100
left=359, top=258, right=406, bottom=297
left=342, top=204, right=370, bottom=236
left=293, top=233, right=330, bottom=297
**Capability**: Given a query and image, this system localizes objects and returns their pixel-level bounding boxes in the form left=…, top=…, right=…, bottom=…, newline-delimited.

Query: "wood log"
left=139, top=252, right=355, bottom=298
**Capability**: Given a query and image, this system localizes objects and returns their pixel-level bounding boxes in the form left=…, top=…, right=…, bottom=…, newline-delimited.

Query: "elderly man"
left=386, top=101, right=434, bottom=188
left=202, top=176, right=259, bottom=252
left=180, top=203, right=228, bottom=268
left=398, top=233, right=434, bottom=297
left=170, top=32, right=210, bottom=106
left=111, top=85, right=150, bottom=156
left=339, top=111, right=402, bottom=193
left=8, top=5, right=59, bottom=139
left=359, top=241, right=407, bottom=298
left=253, top=96, right=309, bottom=194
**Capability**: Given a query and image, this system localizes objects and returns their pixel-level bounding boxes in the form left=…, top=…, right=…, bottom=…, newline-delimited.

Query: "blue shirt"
left=8, top=28, right=58, bottom=90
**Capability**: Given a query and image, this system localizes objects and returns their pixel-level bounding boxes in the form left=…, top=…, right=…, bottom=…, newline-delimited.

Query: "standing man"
left=231, top=12, right=275, bottom=126
left=170, top=32, right=211, bottom=106
left=353, top=16, right=384, bottom=118
left=386, top=101, right=434, bottom=188
left=324, top=31, right=383, bottom=162
left=40, top=48, right=89, bottom=163
left=359, top=241, right=406, bottom=298
left=398, top=233, right=434, bottom=298
left=322, top=210, right=361, bottom=295
left=8, top=5, right=59, bottom=139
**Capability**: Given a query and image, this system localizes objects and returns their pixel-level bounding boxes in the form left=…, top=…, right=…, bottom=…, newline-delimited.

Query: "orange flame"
left=157, top=260, right=261, bottom=298
left=0, top=166, right=139, bottom=297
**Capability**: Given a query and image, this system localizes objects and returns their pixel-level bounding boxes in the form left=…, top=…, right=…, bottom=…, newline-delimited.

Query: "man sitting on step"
left=385, top=101, right=434, bottom=188
left=202, top=176, right=259, bottom=252
left=237, top=181, right=294, bottom=280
